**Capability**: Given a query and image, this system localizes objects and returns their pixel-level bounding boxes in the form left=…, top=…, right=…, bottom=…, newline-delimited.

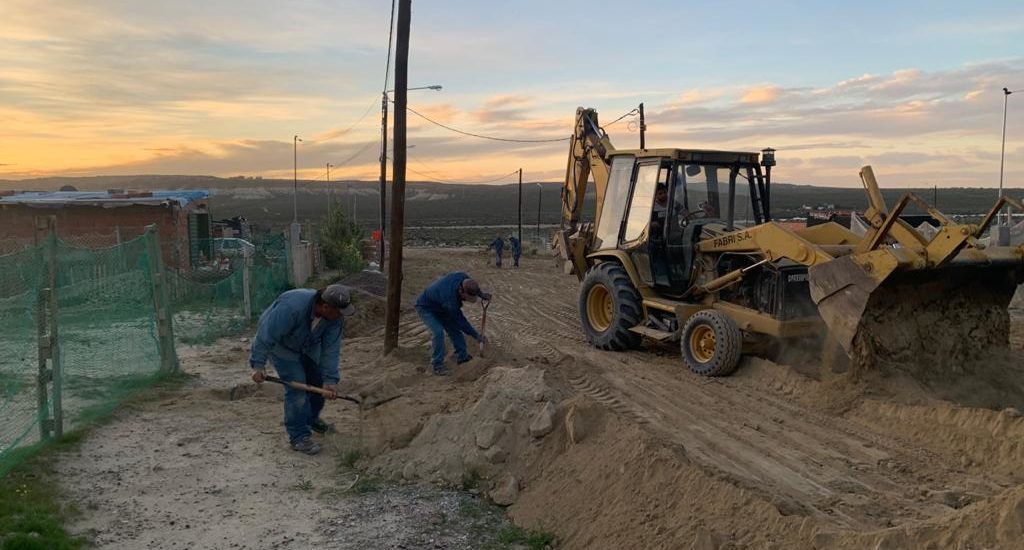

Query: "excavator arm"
left=556, top=107, right=616, bottom=279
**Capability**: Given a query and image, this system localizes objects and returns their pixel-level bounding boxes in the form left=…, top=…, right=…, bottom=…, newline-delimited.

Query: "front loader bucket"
left=810, top=259, right=1021, bottom=379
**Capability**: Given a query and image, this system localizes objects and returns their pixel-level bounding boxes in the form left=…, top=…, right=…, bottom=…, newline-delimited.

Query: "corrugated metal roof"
left=0, top=190, right=209, bottom=208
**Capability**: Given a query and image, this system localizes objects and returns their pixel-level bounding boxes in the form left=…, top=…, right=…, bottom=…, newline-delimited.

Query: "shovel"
left=479, top=298, right=491, bottom=357
left=263, top=375, right=401, bottom=409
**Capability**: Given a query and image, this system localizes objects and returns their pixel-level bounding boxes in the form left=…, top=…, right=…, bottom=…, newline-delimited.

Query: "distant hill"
left=2, top=175, right=1020, bottom=229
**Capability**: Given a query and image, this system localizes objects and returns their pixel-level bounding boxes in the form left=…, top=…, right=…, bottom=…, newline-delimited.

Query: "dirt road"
left=389, top=249, right=1024, bottom=548
left=54, top=247, right=1024, bottom=549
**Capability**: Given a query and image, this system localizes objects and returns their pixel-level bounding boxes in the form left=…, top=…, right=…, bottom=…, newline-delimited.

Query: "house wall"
left=0, top=203, right=196, bottom=268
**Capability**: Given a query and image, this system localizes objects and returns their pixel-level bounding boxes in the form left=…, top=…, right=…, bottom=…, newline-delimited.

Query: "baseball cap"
left=321, top=284, right=356, bottom=316
left=462, top=279, right=492, bottom=301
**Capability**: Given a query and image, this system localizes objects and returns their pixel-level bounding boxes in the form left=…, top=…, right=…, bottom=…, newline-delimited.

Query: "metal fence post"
left=242, top=253, right=252, bottom=321
left=145, top=225, right=178, bottom=371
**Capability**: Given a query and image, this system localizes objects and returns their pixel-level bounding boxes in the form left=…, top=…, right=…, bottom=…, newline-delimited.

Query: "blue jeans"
left=495, top=250, right=503, bottom=267
left=416, top=306, right=470, bottom=370
left=271, top=354, right=325, bottom=443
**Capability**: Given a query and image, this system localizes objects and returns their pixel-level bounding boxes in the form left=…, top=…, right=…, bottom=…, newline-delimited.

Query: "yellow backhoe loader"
left=556, top=107, right=1024, bottom=376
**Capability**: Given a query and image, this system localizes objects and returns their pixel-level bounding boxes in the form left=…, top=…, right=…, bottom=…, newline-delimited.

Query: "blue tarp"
left=0, top=190, right=209, bottom=208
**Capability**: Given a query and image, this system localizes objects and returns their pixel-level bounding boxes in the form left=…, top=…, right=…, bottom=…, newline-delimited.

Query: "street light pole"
left=378, top=84, right=442, bottom=268
left=517, top=168, right=523, bottom=245
left=326, top=163, right=333, bottom=217
left=293, top=135, right=302, bottom=225
left=999, top=88, right=1014, bottom=231
left=379, top=91, right=388, bottom=266
left=536, top=182, right=543, bottom=243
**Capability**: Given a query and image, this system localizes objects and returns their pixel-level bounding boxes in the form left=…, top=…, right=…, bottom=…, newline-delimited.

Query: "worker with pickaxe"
left=415, top=273, right=491, bottom=376
left=249, top=284, right=356, bottom=455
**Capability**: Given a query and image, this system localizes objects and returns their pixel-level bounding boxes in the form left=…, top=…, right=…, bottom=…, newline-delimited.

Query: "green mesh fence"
left=169, top=234, right=289, bottom=344
left=0, top=228, right=290, bottom=474
left=0, top=230, right=164, bottom=474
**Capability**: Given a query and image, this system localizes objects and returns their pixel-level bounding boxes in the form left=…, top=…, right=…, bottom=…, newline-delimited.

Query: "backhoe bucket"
left=807, top=166, right=1024, bottom=377
left=810, top=256, right=1021, bottom=378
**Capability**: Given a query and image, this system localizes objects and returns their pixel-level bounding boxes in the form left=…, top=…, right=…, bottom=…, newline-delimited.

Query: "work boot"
left=290, top=436, right=322, bottom=455
left=432, top=365, right=450, bottom=376
left=310, top=418, right=335, bottom=434
left=456, top=355, right=473, bottom=365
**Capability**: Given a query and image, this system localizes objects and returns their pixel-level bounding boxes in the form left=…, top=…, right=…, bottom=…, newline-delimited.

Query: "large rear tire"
left=578, top=262, right=643, bottom=350
left=681, top=310, right=742, bottom=376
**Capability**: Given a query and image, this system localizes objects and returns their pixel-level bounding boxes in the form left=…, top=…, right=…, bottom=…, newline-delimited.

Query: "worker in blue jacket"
left=509, top=235, right=522, bottom=267
left=415, top=272, right=491, bottom=375
left=489, top=236, right=505, bottom=267
left=250, top=284, right=355, bottom=455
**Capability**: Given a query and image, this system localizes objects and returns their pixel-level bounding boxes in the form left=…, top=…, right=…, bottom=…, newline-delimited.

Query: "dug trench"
left=54, top=248, right=1024, bottom=549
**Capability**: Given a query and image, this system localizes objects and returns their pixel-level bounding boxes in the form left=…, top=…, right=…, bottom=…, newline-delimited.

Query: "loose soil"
left=50, top=248, right=1024, bottom=549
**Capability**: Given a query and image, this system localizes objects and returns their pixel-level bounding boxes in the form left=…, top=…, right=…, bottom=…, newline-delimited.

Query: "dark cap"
left=321, top=284, right=356, bottom=316
left=462, top=278, right=492, bottom=301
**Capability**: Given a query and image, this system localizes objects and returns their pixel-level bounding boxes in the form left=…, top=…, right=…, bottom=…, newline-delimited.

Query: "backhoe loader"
left=555, top=107, right=1024, bottom=376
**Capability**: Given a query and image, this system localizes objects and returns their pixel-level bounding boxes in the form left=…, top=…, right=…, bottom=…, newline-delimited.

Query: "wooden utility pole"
left=383, top=0, right=411, bottom=353
left=517, top=168, right=523, bottom=244
left=639, top=102, right=646, bottom=150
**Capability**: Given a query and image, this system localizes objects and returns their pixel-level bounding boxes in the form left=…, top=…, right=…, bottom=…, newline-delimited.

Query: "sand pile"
left=370, top=366, right=559, bottom=500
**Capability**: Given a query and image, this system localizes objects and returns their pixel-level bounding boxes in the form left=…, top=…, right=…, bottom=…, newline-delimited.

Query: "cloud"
left=741, top=85, right=783, bottom=105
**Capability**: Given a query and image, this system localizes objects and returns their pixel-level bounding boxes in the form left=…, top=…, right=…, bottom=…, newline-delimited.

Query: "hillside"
left=2, top=175, right=1020, bottom=228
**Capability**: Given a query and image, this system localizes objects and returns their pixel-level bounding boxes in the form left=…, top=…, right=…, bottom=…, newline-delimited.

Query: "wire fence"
left=0, top=223, right=290, bottom=474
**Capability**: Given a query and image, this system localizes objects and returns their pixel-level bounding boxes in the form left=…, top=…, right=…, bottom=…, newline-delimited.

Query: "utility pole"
left=379, top=91, right=389, bottom=266
left=293, top=135, right=302, bottom=224
left=326, top=163, right=332, bottom=217
left=384, top=0, right=411, bottom=354
left=639, top=102, right=646, bottom=150
left=536, top=183, right=542, bottom=243
left=517, top=168, right=523, bottom=244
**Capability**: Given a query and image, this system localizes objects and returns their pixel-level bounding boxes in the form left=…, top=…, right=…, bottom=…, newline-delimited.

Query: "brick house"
left=0, top=190, right=211, bottom=269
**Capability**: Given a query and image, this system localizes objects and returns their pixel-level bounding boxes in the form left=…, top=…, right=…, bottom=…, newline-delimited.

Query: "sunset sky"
left=1, top=0, right=1022, bottom=187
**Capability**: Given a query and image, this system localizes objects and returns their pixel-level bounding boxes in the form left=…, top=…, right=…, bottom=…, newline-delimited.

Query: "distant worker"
left=489, top=236, right=505, bottom=267
left=249, top=284, right=356, bottom=455
left=509, top=235, right=522, bottom=268
left=415, top=272, right=491, bottom=375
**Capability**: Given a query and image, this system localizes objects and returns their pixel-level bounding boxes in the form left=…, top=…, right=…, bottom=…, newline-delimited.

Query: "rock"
left=402, top=462, right=417, bottom=480
left=501, top=404, right=518, bottom=423
left=475, top=423, right=506, bottom=450
left=490, top=473, right=519, bottom=506
left=1003, top=407, right=1022, bottom=418
left=529, top=402, right=556, bottom=438
left=239, top=337, right=250, bottom=343
left=484, top=445, right=508, bottom=464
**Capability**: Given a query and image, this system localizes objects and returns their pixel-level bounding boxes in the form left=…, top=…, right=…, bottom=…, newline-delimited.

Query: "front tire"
left=681, top=310, right=742, bottom=376
left=578, top=262, right=642, bottom=350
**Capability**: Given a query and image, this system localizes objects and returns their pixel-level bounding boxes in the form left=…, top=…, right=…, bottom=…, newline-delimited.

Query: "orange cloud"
left=740, top=85, right=782, bottom=104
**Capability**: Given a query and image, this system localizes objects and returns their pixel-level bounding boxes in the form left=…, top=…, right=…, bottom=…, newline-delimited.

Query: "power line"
left=405, top=105, right=570, bottom=143
left=389, top=156, right=521, bottom=184
left=605, top=108, right=640, bottom=128
left=382, top=0, right=397, bottom=92
left=319, top=99, right=378, bottom=141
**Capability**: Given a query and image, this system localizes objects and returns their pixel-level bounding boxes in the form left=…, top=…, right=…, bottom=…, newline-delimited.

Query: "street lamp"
left=999, top=88, right=1015, bottom=238
left=293, top=134, right=302, bottom=224
left=379, top=84, right=441, bottom=266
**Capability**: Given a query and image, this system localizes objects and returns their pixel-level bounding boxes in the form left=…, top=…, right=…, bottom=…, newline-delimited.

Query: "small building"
left=0, top=190, right=211, bottom=269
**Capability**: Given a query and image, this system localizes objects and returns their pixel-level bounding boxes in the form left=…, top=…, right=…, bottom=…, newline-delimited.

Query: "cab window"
left=621, top=163, right=661, bottom=243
